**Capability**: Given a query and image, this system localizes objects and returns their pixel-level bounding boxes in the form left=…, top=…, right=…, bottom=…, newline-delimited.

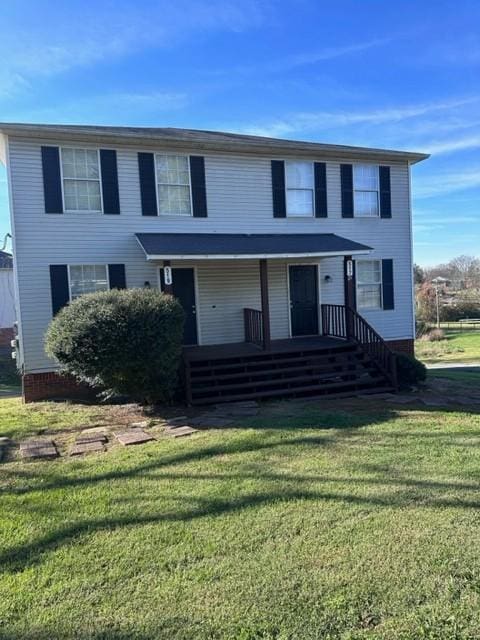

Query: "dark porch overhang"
left=135, top=233, right=372, bottom=260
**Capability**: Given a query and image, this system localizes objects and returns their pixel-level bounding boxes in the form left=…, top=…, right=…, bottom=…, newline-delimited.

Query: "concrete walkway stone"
left=165, top=425, right=198, bottom=438
left=70, top=441, right=105, bottom=456
left=20, top=439, right=58, bottom=460
left=113, top=428, right=154, bottom=446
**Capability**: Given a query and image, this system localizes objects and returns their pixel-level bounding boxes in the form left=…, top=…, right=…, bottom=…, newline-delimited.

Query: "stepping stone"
left=75, top=433, right=108, bottom=445
left=165, top=426, right=198, bottom=438
left=81, top=426, right=109, bottom=435
left=20, top=439, right=58, bottom=460
left=130, top=421, right=149, bottom=429
left=70, top=441, right=105, bottom=456
left=113, top=429, right=155, bottom=446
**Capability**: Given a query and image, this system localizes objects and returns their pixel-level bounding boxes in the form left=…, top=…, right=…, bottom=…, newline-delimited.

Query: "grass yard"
left=2, top=395, right=480, bottom=638
left=415, top=330, right=480, bottom=364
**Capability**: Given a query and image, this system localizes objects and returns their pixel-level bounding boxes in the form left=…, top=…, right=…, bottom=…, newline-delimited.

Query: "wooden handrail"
left=244, top=308, right=264, bottom=349
left=321, top=304, right=398, bottom=389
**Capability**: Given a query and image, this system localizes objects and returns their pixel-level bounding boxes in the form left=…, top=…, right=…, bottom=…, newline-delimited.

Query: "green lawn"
left=416, top=330, right=480, bottom=364
left=2, top=396, right=480, bottom=638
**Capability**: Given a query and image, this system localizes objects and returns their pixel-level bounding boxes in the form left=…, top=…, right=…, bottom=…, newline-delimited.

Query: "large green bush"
left=45, top=288, right=184, bottom=404
left=395, top=352, right=427, bottom=388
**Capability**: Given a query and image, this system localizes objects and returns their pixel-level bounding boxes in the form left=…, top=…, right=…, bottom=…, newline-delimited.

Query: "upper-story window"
left=285, top=161, right=314, bottom=217
left=61, top=148, right=102, bottom=212
left=356, top=260, right=382, bottom=309
left=353, top=165, right=379, bottom=217
left=156, top=154, right=192, bottom=216
left=68, top=264, right=108, bottom=300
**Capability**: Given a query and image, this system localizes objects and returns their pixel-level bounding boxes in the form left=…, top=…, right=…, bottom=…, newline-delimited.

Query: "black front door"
left=289, top=265, right=319, bottom=336
left=161, top=268, right=198, bottom=345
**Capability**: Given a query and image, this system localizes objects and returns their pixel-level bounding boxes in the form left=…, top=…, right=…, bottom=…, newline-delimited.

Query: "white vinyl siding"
left=6, top=138, right=414, bottom=372
left=356, top=260, right=382, bottom=309
left=61, top=148, right=102, bottom=212
left=68, top=264, right=109, bottom=300
left=285, top=161, right=314, bottom=217
left=353, top=164, right=379, bottom=217
left=156, top=154, right=192, bottom=216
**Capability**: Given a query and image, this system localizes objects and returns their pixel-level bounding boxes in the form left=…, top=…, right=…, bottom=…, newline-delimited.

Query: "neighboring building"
left=0, top=123, right=428, bottom=402
left=0, top=249, right=15, bottom=353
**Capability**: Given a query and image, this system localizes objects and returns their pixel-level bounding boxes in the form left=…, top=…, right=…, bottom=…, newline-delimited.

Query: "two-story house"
left=0, top=123, right=428, bottom=403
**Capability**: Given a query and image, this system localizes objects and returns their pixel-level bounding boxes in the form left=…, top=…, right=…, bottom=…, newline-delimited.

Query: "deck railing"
left=321, top=303, right=398, bottom=388
left=244, top=308, right=264, bottom=349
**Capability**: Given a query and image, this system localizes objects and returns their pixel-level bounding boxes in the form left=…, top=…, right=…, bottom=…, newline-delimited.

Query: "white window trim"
left=284, top=160, right=315, bottom=218
left=356, top=259, right=383, bottom=310
left=154, top=153, right=193, bottom=217
left=67, top=264, right=110, bottom=301
left=353, top=164, right=380, bottom=218
left=60, top=147, right=104, bottom=214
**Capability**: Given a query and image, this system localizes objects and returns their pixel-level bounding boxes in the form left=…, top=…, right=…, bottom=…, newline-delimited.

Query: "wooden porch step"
left=188, top=345, right=363, bottom=375
left=190, top=377, right=392, bottom=405
left=190, top=354, right=370, bottom=383
left=191, top=363, right=381, bottom=395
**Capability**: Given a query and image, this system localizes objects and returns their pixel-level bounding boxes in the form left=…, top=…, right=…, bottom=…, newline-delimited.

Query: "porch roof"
left=135, top=233, right=372, bottom=260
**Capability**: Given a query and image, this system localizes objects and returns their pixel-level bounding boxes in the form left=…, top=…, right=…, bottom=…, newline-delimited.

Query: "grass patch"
left=428, top=367, right=480, bottom=386
left=2, top=397, right=480, bottom=638
left=416, top=330, right=480, bottom=364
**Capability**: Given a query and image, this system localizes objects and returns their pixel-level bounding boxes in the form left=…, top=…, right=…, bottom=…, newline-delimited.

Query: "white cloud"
left=413, top=168, right=480, bottom=198
left=424, top=135, right=480, bottom=155
left=227, top=96, right=480, bottom=139
left=0, top=1, right=268, bottom=99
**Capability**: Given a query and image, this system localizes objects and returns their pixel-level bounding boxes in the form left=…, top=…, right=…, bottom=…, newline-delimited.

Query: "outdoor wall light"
left=324, top=275, right=332, bottom=283
left=144, top=281, right=151, bottom=288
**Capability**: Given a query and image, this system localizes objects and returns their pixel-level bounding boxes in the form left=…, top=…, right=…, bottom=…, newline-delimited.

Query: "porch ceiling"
left=135, top=233, right=372, bottom=260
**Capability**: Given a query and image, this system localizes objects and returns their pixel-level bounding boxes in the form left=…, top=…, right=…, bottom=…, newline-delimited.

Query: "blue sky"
left=0, top=0, right=478, bottom=266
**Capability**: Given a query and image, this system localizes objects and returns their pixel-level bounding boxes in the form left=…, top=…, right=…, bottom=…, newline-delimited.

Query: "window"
left=61, top=148, right=102, bottom=211
left=156, top=154, right=191, bottom=215
left=285, top=161, right=314, bottom=216
left=353, top=164, right=379, bottom=217
left=68, top=265, right=108, bottom=300
left=356, top=260, right=382, bottom=309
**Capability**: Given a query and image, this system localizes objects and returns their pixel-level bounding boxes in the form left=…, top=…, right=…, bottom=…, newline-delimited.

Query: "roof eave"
left=0, top=123, right=430, bottom=164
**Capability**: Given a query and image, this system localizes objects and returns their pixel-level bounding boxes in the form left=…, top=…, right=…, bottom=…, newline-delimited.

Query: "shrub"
left=420, top=328, right=445, bottom=342
left=394, top=352, right=427, bottom=388
left=441, top=302, right=480, bottom=321
left=45, top=288, right=185, bottom=404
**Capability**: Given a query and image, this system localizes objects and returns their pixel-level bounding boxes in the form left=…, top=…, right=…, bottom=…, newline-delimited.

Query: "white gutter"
left=141, top=250, right=372, bottom=260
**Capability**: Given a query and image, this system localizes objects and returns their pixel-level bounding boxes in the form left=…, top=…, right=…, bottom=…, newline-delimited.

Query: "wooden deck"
left=183, top=336, right=348, bottom=362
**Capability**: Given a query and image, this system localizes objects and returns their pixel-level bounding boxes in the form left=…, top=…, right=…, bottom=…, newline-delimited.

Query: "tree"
left=416, top=281, right=437, bottom=322
left=413, top=263, right=425, bottom=285
left=448, top=255, right=480, bottom=289
left=45, top=288, right=185, bottom=404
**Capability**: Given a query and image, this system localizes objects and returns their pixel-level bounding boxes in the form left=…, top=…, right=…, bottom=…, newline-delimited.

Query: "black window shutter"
left=41, top=146, right=63, bottom=214
left=379, top=166, right=392, bottom=218
left=340, top=164, right=354, bottom=218
left=271, top=160, right=286, bottom=218
left=138, top=152, right=158, bottom=216
left=100, top=150, right=120, bottom=214
left=314, top=162, right=327, bottom=218
left=49, top=265, right=69, bottom=315
left=189, top=156, right=208, bottom=217
left=108, top=264, right=126, bottom=289
left=382, top=259, right=394, bottom=310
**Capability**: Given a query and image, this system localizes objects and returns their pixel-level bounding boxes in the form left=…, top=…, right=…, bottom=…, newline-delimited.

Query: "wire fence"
left=426, top=321, right=480, bottom=331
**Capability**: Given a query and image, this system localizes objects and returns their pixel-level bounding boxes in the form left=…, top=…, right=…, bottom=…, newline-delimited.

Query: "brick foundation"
left=0, top=327, right=14, bottom=348
left=23, top=371, right=95, bottom=403
left=386, top=339, right=415, bottom=356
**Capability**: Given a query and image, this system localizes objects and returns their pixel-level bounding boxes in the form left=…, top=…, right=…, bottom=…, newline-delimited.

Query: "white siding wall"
left=0, top=269, right=15, bottom=328
left=7, top=136, right=414, bottom=372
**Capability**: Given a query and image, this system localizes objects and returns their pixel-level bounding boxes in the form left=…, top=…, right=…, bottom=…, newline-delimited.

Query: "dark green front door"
left=289, top=265, right=319, bottom=336
left=160, top=268, right=198, bottom=345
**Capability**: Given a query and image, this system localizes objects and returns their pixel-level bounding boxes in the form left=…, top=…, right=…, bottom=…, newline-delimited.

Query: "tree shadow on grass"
left=2, top=400, right=480, bottom=574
